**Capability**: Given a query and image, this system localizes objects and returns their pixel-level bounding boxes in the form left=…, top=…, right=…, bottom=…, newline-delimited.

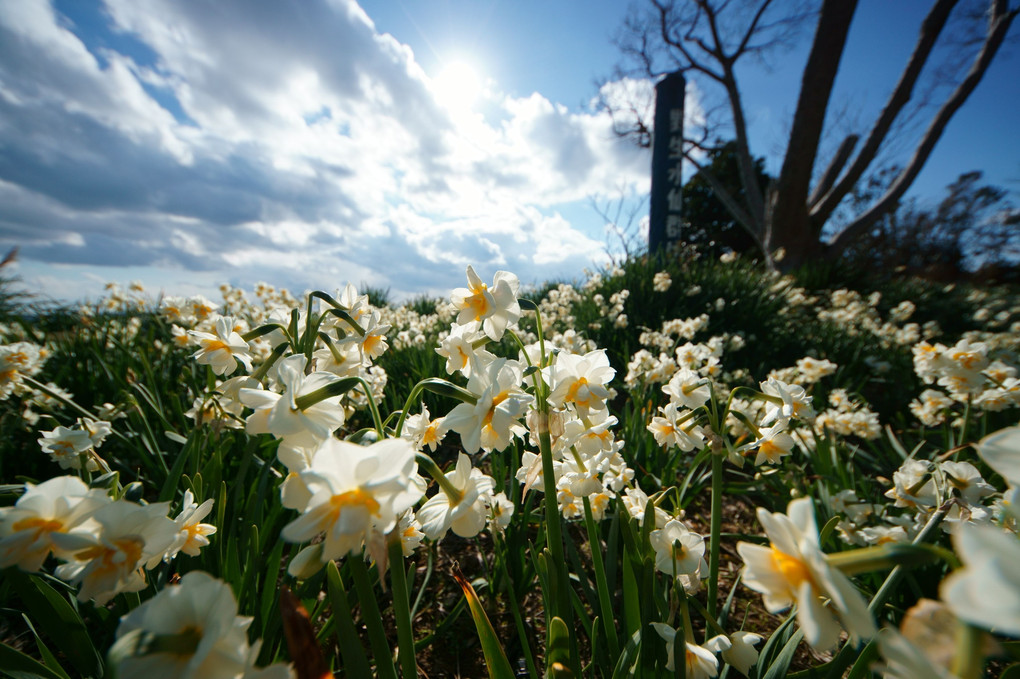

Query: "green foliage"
left=1, top=253, right=1017, bottom=678
left=361, top=282, right=393, bottom=308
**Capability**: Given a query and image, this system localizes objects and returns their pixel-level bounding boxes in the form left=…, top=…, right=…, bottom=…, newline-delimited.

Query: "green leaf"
left=845, top=638, right=880, bottom=679
left=755, top=612, right=798, bottom=674
left=158, top=429, right=197, bottom=502
left=452, top=566, right=516, bottom=679
left=348, top=556, right=397, bottom=679
left=20, top=615, right=70, bottom=679
left=762, top=629, right=804, bottom=679
left=325, top=561, right=372, bottom=677
left=545, top=616, right=575, bottom=678
left=18, top=575, right=102, bottom=677
left=419, top=377, right=479, bottom=404
left=610, top=628, right=643, bottom=679
left=0, top=642, right=69, bottom=679
left=818, top=514, right=841, bottom=546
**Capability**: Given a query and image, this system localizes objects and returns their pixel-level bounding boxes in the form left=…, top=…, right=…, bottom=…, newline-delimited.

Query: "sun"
left=431, top=60, right=483, bottom=111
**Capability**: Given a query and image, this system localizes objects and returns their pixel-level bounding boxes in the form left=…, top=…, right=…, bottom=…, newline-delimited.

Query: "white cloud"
left=0, top=0, right=653, bottom=303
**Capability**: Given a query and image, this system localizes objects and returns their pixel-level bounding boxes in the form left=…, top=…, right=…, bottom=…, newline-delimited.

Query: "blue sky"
left=1, top=0, right=1017, bottom=305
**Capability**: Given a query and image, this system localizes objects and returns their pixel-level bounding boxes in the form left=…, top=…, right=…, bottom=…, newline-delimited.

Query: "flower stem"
left=583, top=496, right=620, bottom=659
left=951, top=622, right=984, bottom=679
left=388, top=535, right=417, bottom=679
left=707, top=445, right=723, bottom=622
left=415, top=453, right=464, bottom=505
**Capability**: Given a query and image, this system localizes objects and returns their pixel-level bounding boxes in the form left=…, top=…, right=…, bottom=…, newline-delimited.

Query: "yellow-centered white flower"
left=736, top=497, right=876, bottom=651
left=166, top=490, right=217, bottom=560
left=281, top=437, right=422, bottom=563
left=544, top=349, right=615, bottom=418
left=0, top=476, right=110, bottom=572
left=450, top=266, right=520, bottom=341
left=240, top=354, right=346, bottom=454
left=113, top=570, right=289, bottom=679
left=649, top=518, right=706, bottom=577
left=752, top=423, right=796, bottom=466
left=417, top=453, right=495, bottom=540
left=444, top=358, right=531, bottom=453
left=53, top=500, right=177, bottom=604
left=647, top=402, right=706, bottom=451
left=189, top=316, right=253, bottom=376
left=651, top=623, right=729, bottom=677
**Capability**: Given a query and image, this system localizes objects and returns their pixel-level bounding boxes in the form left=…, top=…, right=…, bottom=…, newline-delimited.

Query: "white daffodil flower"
left=647, top=402, right=706, bottom=451
left=651, top=623, right=729, bottom=677
left=736, top=497, right=876, bottom=651
left=444, top=358, right=531, bottom=454
left=649, top=518, right=706, bottom=577
left=189, top=315, right=253, bottom=375
left=53, top=500, right=177, bottom=604
left=662, top=367, right=711, bottom=411
left=760, top=377, right=815, bottom=427
left=544, top=349, right=616, bottom=418
left=281, top=437, right=422, bottom=566
left=0, top=475, right=110, bottom=572
left=450, top=266, right=521, bottom=341
left=722, top=631, right=763, bottom=676
left=941, top=523, right=1020, bottom=637
left=417, top=453, right=495, bottom=540
left=113, top=571, right=290, bottom=679
left=240, top=354, right=346, bottom=453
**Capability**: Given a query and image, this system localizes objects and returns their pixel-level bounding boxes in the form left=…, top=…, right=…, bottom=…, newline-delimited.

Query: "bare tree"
left=590, top=188, right=650, bottom=265
left=605, top=0, right=1018, bottom=268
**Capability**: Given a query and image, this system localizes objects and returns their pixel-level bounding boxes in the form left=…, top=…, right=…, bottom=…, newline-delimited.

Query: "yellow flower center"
left=184, top=522, right=206, bottom=540
left=77, top=537, right=145, bottom=575
left=483, top=391, right=510, bottom=428
left=51, top=440, right=78, bottom=456
left=11, top=517, right=64, bottom=536
left=329, top=489, right=380, bottom=521
left=565, top=377, right=590, bottom=407
left=422, top=423, right=441, bottom=447
left=954, top=352, right=982, bottom=370
left=466, top=285, right=490, bottom=321
left=202, top=339, right=230, bottom=353
left=363, top=333, right=381, bottom=354
left=758, top=440, right=783, bottom=462
left=771, top=548, right=814, bottom=590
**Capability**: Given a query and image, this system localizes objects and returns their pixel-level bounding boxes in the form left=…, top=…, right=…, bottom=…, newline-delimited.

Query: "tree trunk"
left=766, top=0, right=858, bottom=267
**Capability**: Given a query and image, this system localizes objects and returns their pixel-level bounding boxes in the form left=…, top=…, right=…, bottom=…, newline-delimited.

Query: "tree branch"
left=653, top=0, right=726, bottom=81
left=808, top=134, right=859, bottom=208
left=699, top=0, right=772, bottom=234
left=767, top=0, right=858, bottom=249
left=735, top=0, right=776, bottom=56
left=827, top=0, right=1019, bottom=255
left=809, top=0, right=959, bottom=226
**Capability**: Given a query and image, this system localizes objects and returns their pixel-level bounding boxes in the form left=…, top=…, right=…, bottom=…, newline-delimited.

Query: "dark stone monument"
left=648, top=71, right=686, bottom=255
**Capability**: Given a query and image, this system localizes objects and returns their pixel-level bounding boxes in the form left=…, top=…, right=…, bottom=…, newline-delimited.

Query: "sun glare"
left=432, top=60, right=482, bottom=111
